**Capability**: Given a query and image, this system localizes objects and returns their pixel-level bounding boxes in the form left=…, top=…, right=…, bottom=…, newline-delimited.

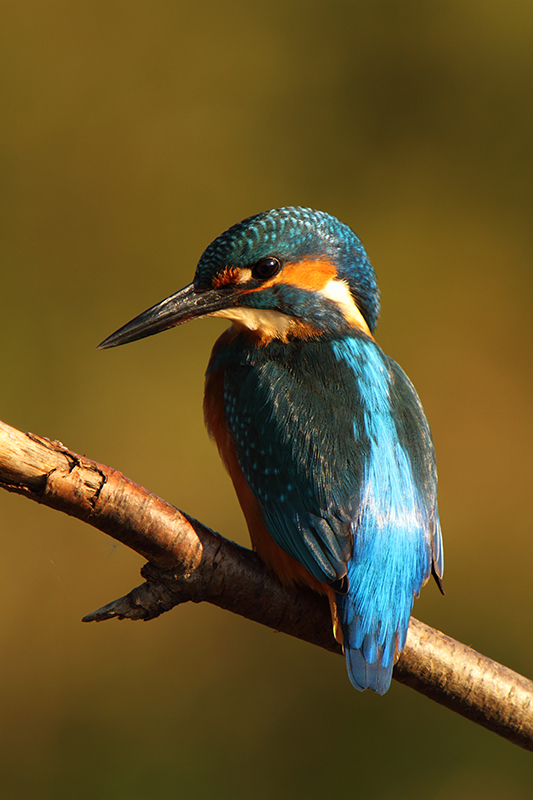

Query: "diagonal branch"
left=0, top=418, right=532, bottom=751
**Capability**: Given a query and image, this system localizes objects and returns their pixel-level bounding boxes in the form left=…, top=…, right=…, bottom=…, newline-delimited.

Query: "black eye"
left=252, top=257, right=282, bottom=280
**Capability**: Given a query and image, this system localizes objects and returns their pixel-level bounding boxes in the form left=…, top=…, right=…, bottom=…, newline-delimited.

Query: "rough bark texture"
left=1, top=418, right=532, bottom=752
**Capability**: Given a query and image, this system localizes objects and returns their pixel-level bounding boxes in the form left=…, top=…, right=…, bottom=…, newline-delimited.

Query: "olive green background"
left=1, top=1, right=533, bottom=797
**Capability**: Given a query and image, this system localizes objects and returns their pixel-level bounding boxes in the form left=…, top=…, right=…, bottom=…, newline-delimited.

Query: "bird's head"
left=99, top=207, right=380, bottom=350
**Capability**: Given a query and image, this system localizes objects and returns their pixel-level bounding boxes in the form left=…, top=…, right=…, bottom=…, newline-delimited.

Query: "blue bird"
left=99, top=207, right=443, bottom=694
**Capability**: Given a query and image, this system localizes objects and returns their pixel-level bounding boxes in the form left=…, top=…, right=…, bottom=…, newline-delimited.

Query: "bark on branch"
left=0, top=418, right=532, bottom=751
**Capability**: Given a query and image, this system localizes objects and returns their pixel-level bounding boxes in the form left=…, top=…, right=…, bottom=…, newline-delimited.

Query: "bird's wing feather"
left=221, top=337, right=367, bottom=584
left=218, top=333, right=442, bottom=693
left=386, top=356, right=443, bottom=580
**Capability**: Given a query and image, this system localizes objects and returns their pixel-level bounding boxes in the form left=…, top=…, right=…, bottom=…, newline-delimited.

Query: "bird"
left=98, top=206, right=443, bottom=695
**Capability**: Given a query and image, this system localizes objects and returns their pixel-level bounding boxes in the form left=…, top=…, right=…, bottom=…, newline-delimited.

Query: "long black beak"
left=97, top=282, right=236, bottom=349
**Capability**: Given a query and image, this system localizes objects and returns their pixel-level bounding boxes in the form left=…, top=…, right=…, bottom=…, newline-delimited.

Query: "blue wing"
left=216, top=333, right=442, bottom=694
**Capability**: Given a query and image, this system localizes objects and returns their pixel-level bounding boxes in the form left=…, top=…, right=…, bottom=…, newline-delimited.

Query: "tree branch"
left=1, top=418, right=532, bottom=751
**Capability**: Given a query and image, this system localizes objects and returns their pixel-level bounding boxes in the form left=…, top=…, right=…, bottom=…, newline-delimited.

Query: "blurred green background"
left=1, top=1, right=533, bottom=797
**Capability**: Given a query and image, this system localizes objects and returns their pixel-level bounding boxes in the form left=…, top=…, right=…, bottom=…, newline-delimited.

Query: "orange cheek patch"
left=265, top=258, right=337, bottom=291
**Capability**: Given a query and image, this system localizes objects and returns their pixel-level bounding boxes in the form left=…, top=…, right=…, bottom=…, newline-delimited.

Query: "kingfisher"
left=99, top=207, right=443, bottom=694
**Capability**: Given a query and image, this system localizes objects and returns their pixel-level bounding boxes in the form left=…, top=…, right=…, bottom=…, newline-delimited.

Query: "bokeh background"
left=1, top=1, right=533, bottom=797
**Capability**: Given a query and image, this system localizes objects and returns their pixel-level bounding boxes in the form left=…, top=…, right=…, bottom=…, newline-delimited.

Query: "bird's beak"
left=97, top=282, right=237, bottom=349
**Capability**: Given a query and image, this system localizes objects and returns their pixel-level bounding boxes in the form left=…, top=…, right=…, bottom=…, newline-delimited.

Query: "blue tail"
left=340, top=615, right=409, bottom=695
left=336, top=507, right=438, bottom=694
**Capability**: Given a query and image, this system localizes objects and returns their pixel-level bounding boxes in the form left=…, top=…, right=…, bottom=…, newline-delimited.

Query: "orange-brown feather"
left=211, top=266, right=242, bottom=288
left=267, top=258, right=337, bottom=291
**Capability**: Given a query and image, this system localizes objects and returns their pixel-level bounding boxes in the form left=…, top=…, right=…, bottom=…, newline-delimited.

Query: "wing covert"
left=222, top=338, right=369, bottom=584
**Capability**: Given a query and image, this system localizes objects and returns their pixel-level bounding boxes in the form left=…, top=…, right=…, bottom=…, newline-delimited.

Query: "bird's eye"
left=252, top=257, right=282, bottom=280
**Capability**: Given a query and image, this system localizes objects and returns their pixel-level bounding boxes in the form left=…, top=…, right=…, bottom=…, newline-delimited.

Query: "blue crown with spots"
left=195, top=207, right=380, bottom=332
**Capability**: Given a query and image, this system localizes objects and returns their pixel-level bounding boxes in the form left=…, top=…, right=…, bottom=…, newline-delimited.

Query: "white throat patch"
left=208, top=306, right=294, bottom=338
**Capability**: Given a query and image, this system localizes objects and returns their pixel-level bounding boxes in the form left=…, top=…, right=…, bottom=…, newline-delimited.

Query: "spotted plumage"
left=99, top=206, right=443, bottom=694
